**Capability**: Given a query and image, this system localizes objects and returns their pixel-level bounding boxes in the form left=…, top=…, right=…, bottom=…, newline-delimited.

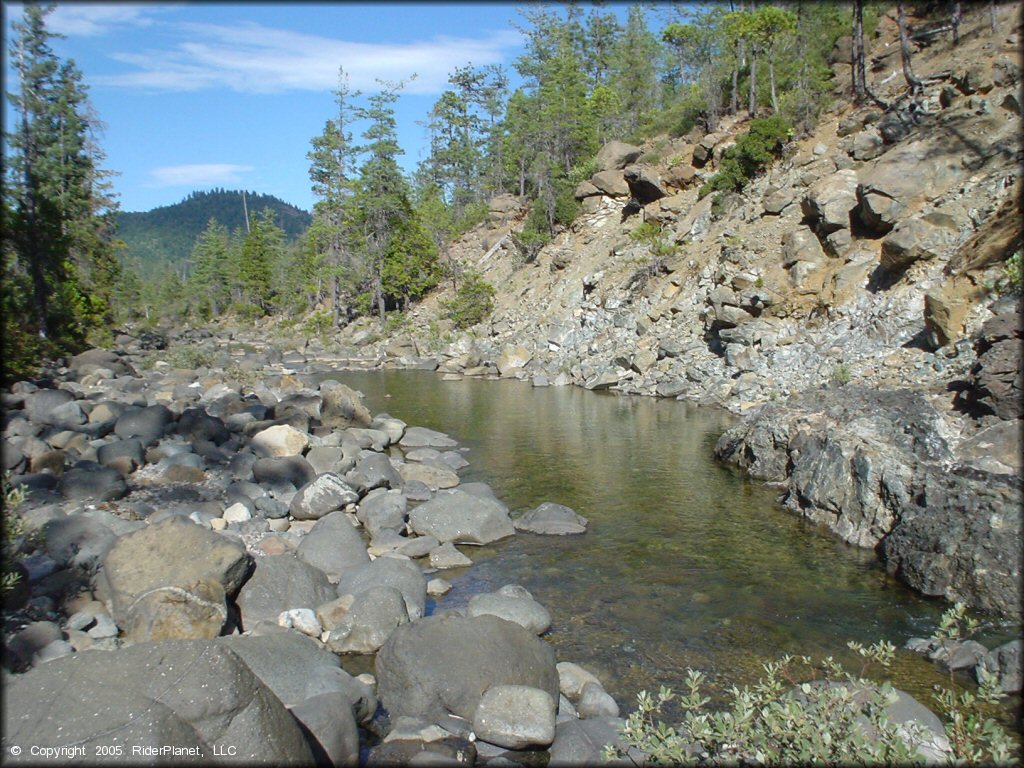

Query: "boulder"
left=325, top=585, right=409, bottom=654
left=375, top=614, right=559, bottom=722
left=336, top=556, right=426, bottom=621
left=578, top=681, right=620, bottom=718
left=43, top=510, right=130, bottom=572
left=290, top=473, right=360, bottom=521
left=295, top=510, right=370, bottom=581
left=289, top=693, right=361, bottom=767
left=468, top=590, right=552, bottom=635
left=596, top=140, right=642, bottom=171
left=409, top=488, right=515, bottom=545
left=96, top=439, right=145, bottom=472
left=496, top=346, right=532, bottom=377
left=923, top=285, right=970, bottom=349
left=221, top=631, right=343, bottom=708
left=623, top=165, right=666, bottom=204
left=880, top=214, right=958, bottom=272
left=69, top=348, right=130, bottom=377
left=397, top=461, right=460, bottom=489
left=549, top=717, right=635, bottom=766
left=473, top=685, right=556, bottom=749
left=357, top=488, right=408, bottom=536
left=320, top=380, right=373, bottom=428
left=802, top=169, right=859, bottom=234
left=346, top=452, right=403, bottom=493
left=429, top=541, right=473, bottom=569
left=24, top=389, right=82, bottom=428
left=177, top=408, right=230, bottom=445
left=56, top=466, right=127, bottom=501
left=399, top=426, right=458, bottom=449
left=589, top=170, right=630, bottom=198
left=236, top=554, right=337, bottom=628
left=781, top=228, right=827, bottom=267
left=2, top=639, right=313, bottom=764
left=253, top=455, right=316, bottom=488
left=557, top=662, right=604, bottom=700
left=966, top=303, right=1022, bottom=420
left=114, top=404, right=173, bottom=446
left=852, top=127, right=885, bottom=161
left=514, top=502, right=589, bottom=535
left=97, top=516, right=253, bottom=642
left=975, top=639, right=1022, bottom=693
left=251, top=424, right=310, bottom=458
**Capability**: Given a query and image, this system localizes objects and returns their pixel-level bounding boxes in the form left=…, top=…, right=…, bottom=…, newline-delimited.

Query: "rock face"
left=98, top=517, right=253, bottom=641
left=375, top=614, right=559, bottom=723
left=715, top=387, right=1022, bottom=618
left=965, top=302, right=1023, bottom=420
left=2, top=639, right=314, bottom=764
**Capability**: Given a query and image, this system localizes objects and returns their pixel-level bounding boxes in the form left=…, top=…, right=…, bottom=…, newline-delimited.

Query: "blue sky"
left=4, top=2, right=543, bottom=213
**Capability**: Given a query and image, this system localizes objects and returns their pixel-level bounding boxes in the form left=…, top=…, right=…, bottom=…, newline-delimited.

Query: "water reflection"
left=324, top=371, right=1002, bottom=708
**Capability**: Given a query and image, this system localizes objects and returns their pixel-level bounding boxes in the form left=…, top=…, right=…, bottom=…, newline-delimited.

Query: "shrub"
left=833, top=363, right=852, bottom=386
left=607, top=605, right=1019, bottom=766
left=999, top=251, right=1022, bottom=295
left=163, top=344, right=215, bottom=370
left=699, top=115, right=793, bottom=199
left=2, top=473, right=28, bottom=593
left=444, top=271, right=496, bottom=330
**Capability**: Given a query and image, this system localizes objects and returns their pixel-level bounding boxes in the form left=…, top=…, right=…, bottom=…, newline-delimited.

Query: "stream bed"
left=325, top=370, right=1017, bottom=714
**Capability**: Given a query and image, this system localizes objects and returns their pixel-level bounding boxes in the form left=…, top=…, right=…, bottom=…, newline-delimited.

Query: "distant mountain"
left=116, top=189, right=311, bottom=274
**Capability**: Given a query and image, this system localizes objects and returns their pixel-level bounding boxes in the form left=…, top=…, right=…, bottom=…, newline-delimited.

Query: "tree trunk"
left=852, top=0, right=867, bottom=103
left=331, top=274, right=340, bottom=328
left=990, top=0, right=997, bottom=34
left=897, top=1, right=923, bottom=96
left=748, top=50, right=757, bottom=117
left=768, top=47, right=778, bottom=113
left=951, top=2, right=962, bottom=45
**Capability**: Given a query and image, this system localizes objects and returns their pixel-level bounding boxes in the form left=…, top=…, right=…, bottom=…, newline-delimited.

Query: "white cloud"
left=94, top=20, right=522, bottom=94
left=149, top=163, right=254, bottom=187
left=47, top=4, right=163, bottom=37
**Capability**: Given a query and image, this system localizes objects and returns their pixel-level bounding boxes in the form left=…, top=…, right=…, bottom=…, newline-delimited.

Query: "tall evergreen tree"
left=608, top=5, right=661, bottom=137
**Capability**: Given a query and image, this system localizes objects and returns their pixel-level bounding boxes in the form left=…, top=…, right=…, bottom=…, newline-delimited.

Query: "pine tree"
left=236, top=208, right=284, bottom=315
left=608, top=5, right=661, bottom=138
left=307, top=67, right=361, bottom=327
left=4, top=2, right=121, bottom=375
left=187, top=218, right=230, bottom=318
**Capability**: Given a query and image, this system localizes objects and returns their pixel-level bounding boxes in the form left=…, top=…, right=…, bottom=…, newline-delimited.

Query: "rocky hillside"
left=298, top=4, right=1022, bottom=616
left=351, top=5, right=1020, bottom=411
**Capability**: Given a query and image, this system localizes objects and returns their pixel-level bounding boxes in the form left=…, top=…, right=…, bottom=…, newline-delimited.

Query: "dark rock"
left=289, top=693, right=360, bottom=767
left=96, top=438, right=144, bottom=472
left=2, top=639, right=314, bottom=764
left=97, top=516, right=252, bottom=642
left=336, top=556, right=426, bottom=621
left=965, top=304, right=1023, bottom=420
left=325, top=585, right=409, bottom=654
left=715, top=387, right=1022, bottom=618
left=514, top=502, right=588, bottom=535
left=56, top=466, right=127, bottom=501
left=357, top=488, right=409, bottom=536
left=375, top=614, right=559, bottom=723
left=290, top=473, right=360, bottom=521
left=253, top=455, right=316, bottom=488
left=177, top=407, right=230, bottom=445
left=976, top=639, right=1022, bottom=693
left=295, top=510, right=370, bottom=581
left=408, top=488, right=515, bottom=545
left=623, top=165, right=666, bottom=204
left=113, top=404, right=173, bottom=446
left=221, top=631, right=344, bottom=708
left=236, top=553, right=337, bottom=628
left=24, top=389, right=80, bottom=428
left=346, top=452, right=403, bottom=494
left=596, top=140, right=642, bottom=171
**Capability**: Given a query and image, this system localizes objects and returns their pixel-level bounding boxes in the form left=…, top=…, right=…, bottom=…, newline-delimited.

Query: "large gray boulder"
left=975, top=639, right=1022, bottom=693
left=25, top=389, right=85, bottom=428
left=375, top=614, right=559, bottom=722
left=319, top=380, right=373, bottom=428
left=467, top=588, right=552, bottom=635
left=399, top=426, right=458, bottom=449
left=289, top=473, right=360, bottom=521
left=2, top=639, right=314, bottom=764
left=325, top=585, right=409, bottom=654
left=802, top=169, right=858, bottom=234
left=357, top=488, right=408, bottom=536
left=514, top=502, right=589, bottom=535
left=473, top=685, right=556, bottom=749
left=596, top=140, right=642, bottom=171
left=408, top=488, right=515, bottom=545
left=57, top=466, right=128, bottom=502
left=345, top=452, right=403, bottom=493
left=880, top=214, right=958, bottom=272
left=253, top=455, right=316, bottom=488
left=221, top=632, right=343, bottom=708
left=236, top=554, right=337, bottom=628
left=97, top=516, right=253, bottom=642
left=295, top=510, right=369, bottom=581
left=114, top=404, right=173, bottom=446
left=336, top=556, right=426, bottom=621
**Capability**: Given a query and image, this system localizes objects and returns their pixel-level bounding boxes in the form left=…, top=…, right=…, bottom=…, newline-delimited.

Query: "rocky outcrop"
left=963, top=300, right=1023, bottom=420
left=715, top=387, right=1022, bottom=618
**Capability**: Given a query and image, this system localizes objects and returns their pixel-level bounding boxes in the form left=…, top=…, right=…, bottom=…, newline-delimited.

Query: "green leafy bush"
left=2, top=473, right=28, bottom=593
left=999, top=251, right=1022, bottom=295
left=607, top=605, right=1019, bottom=766
left=444, top=271, right=496, bottom=330
left=163, top=344, right=215, bottom=370
left=699, top=115, right=794, bottom=199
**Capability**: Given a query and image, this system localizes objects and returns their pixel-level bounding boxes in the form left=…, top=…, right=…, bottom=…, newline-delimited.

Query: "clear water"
left=325, top=370, right=1019, bottom=716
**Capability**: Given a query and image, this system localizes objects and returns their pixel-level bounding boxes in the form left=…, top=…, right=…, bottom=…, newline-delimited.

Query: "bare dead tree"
left=852, top=0, right=867, bottom=103
left=951, top=2, right=962, bottom=45
left=897, top=1, right=924, bottom=100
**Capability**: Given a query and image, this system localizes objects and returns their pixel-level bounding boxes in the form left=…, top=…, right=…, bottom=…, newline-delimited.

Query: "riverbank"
left=2, top=334, right=1020, bottom=763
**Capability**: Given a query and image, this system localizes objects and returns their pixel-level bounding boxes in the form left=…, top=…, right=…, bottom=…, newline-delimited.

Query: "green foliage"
left=699, top=115, right=793, bottom=198
left=303, top=309, right=334, bottom=338
left=162, top=344, right=215, bottom=370
left=630, top=221, right=676, bottom=259
left=444, top=270, right=496, bottom=330
left=2, top=473, right=28, bottom=593
left=833, top=363, right=852, bottom=386
left=926, top=603, right=1019, bottom=763
left=610, top=612, right=1020, bottom=767
left=999, top=251, right=1022, bottom=295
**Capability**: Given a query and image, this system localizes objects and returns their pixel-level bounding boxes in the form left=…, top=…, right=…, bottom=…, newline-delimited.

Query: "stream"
left=323, top=369, right=1017, bottom=715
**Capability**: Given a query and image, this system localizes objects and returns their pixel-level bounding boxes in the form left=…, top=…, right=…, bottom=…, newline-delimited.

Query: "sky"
left=2, top=2, right=545, bottom=213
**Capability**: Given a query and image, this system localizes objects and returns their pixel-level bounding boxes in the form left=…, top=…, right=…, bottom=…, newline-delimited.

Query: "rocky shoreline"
left=2, top=328, right=1020, bottom=764
left=0, top=335, right=649, bottom=765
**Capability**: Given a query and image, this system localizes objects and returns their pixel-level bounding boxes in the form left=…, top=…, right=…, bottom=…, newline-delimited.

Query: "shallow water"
left=327, top=370, right=1018, bottom=714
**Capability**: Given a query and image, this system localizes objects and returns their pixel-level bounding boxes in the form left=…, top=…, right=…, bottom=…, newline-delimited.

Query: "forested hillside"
left=116, top=190, right=311, bottom=277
